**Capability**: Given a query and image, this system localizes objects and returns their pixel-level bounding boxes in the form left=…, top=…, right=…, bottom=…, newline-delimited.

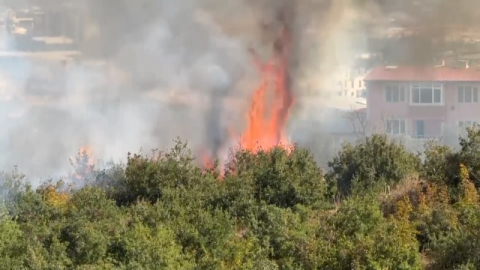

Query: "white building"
left=335, top=67, right=368, bottom=99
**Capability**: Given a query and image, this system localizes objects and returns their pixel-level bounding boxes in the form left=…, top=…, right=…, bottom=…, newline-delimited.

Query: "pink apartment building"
left=364, top=65, right=480, bottom=139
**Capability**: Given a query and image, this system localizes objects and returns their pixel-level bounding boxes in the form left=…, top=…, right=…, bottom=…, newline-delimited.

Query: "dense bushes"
left=1, top=130, right=480, bottom=269
left=327, top=134, right=420, bottom=197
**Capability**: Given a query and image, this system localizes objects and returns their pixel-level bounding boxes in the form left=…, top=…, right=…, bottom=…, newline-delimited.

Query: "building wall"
left=445, top=83, right=480, bottom=126
left=366, top=81, right=480, bottom=137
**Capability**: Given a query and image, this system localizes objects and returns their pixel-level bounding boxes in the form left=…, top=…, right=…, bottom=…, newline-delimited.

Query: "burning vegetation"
left=202, top=5, right=296, bottom=172
left=69, top=146, right=95, bottom=183
left=4, top=1, right=480, bottom=269
left=241, top=21, right=293, bottom=152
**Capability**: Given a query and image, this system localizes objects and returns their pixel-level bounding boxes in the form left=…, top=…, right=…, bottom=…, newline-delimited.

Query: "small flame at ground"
left=70, top=146, right=95, bottom=181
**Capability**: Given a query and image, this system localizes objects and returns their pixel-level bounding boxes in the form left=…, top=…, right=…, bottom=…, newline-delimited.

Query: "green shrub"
left=327, top=134, right=420, bottom=197
left=2, top=131, right=480, bottom=269
left=225, top=146, right=327, bottom=209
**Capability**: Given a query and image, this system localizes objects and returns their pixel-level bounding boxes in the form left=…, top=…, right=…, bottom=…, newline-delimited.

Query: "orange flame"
left=79, top=146, right=94, bottom=164
left=201, top=21, right=294, bottom=172
left=240, top=26, right=293, bottom=152
left=200, top=148, right=215, bottom=170
left=71, top=146, right=95, bottom=181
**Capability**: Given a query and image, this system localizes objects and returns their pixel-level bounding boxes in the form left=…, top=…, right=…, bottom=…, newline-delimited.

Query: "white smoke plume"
left=5, top=0, right=459, bottom=181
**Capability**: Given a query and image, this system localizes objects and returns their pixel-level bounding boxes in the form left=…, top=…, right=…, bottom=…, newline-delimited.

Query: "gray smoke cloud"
left=2, top=0, right=476, bottom=181
left=0, top=0, right=380, bottom=181
left=0, top=0, right=267, bottom=180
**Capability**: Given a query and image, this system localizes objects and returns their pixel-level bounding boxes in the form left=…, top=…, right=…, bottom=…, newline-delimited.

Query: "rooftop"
left=365, top=65, right=480, bottom=82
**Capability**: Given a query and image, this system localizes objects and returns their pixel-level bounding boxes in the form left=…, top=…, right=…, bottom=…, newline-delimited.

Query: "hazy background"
left=0, top=0, right=479, bottom=182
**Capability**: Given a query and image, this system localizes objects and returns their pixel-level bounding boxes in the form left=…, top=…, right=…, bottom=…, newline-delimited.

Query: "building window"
left=413, top=120, right=425, bottom=138
left=457, top=86, right=479, bottom=103
left=411, top=84, right=443, bottom=105
left=385, top=119, right=406, bottom=135
left=358, top=80, right=362, bottom=88
left=385, top=85, right=406, bottom=102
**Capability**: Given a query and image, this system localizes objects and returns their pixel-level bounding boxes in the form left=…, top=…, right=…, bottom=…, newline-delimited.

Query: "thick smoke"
left=0, top=0, right=389, bottom=178
left=0, top=0, right=283, bottom=179
left=2, top=0, right=479, bottom=180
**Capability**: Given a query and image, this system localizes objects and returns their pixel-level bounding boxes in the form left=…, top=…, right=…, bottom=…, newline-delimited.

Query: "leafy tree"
left=60, top=187, right=125, bottom=266
left=0, top=220, right=28, bottom=269
left=117, top=140, right=215, bottom=206
left=249, top=203, right=318, bottom=269
left=426, top=165, right=480, bottom=269
left=320, top=193, right=422, bottom=269
left=458, top=127, right=480, bottom=187
left=327, top=134, right=420, bottom=197
left=422, top=140, right=459, bottom=186
left=224, top=146, right=327, bottom=209
left=113, top=223, right=194, bottom=269
left=421, top=127, right=480, bottom=201
left=3, top=132, right=480, bottom=269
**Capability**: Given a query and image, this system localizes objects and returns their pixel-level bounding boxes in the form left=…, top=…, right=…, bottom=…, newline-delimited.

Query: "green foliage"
left=113, top=223, right=194, bottom=269
left=422, top=141, right=459, bottom=185
left=320, top=193, right=422, bottom=269
left=0, top=220, right=28, bottom=269
left=327, top=134, right=420, bottom=197
left=224, top=146, right=326, bottom=209
left=2, top=132, right=480, bottom=269
left=422, top=127, right=480, bottom=200
left=116, top=140, right=215, bottom=206
left=241, top=203, right=308, bottom=269
left=426, top=200, right=480, bottom=269
left=424, top=168, right=480, bottom=269
left=458, top=127, right=480, bottom=187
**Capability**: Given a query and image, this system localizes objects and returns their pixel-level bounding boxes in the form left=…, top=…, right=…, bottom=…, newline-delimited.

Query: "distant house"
left=365, top=65, right=480, bottom=141
left=336, top=67, right=368, bottom=99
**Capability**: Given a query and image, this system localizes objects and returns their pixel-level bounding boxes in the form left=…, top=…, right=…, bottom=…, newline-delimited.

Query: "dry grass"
left=390, top=174, right=422, bottom=200
left=380, top=174, right=425, bottom=216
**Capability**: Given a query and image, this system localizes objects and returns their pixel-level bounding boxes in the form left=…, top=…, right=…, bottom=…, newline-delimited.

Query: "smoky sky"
left=1, top=0, right=480, bottom=181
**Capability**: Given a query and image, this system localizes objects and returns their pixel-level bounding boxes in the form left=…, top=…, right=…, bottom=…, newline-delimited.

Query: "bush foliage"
left=1, top=130, right=480, bottom=269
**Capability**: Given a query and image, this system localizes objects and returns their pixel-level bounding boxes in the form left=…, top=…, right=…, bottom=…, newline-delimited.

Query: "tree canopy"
left=1, top=129, right=480, bottom=269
